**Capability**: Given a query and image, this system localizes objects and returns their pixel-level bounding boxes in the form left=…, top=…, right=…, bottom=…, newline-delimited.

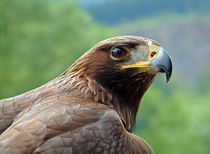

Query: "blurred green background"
left=1, top=0, right=210, bottom=153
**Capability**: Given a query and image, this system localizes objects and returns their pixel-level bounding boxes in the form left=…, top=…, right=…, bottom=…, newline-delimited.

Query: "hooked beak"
left=122, top=45, right=172, bottom=82
left=149, top=47, right=172, bottom=82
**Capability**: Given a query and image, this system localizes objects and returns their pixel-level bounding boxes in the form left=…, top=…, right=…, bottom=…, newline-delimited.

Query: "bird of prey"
left=0, top=36, right=172, bottom=154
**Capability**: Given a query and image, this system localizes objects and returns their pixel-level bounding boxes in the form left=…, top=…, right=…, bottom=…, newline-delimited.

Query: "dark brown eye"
left=111, top=47, right=128, bottom=59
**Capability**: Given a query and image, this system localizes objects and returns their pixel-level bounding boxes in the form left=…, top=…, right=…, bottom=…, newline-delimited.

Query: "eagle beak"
left=149, top=47, right=172, bottom=82
left=122, top=45, right=172, bottom=82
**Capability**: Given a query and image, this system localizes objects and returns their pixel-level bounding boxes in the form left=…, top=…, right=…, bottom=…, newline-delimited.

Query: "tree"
left=0, top=0, right=115, bottom=98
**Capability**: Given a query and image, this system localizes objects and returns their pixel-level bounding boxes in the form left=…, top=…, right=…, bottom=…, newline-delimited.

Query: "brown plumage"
left=0, top=36, right=172, bottom=153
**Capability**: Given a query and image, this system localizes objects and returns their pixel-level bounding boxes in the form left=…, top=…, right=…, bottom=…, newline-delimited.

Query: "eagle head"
left=64, top=36, right=172, bottom=131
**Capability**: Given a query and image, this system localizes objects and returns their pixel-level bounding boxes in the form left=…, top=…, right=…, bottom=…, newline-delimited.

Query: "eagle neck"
left=61, top=60, right=155, bottom=132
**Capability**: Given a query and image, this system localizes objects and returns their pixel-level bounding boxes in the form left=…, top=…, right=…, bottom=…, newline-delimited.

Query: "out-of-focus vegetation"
left=0, top=0, right=115, bottom=98
left=135, top=79, right=210, bottom=154
left=1, top=0, right=210, bottom=154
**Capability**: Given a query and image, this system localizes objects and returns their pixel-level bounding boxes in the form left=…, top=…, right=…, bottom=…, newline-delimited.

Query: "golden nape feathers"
left=0, top=36, right=172, bottom=154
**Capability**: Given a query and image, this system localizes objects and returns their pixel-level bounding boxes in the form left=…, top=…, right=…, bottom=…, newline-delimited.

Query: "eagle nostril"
left=151, top=51, right=156, bottom=57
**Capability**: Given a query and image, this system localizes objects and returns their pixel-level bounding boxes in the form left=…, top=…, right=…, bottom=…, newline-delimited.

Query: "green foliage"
left=135, top=76, right=210, bottom=154
left=197, top=67, right=210, bottom=94
left=0, top=0, right=115, bottom=98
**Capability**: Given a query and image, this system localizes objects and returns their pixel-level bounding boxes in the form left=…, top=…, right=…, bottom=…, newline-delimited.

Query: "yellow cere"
left=122, top=42, right=161, bottom=69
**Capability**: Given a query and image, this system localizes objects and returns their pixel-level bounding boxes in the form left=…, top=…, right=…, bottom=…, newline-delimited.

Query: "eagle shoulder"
left=33, top=101, right=153, bottom=154
left=0, top=93, right=153, bottom=154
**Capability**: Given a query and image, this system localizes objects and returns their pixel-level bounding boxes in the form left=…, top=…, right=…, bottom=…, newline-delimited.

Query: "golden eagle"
left=0, top=36, right=172, bottom=153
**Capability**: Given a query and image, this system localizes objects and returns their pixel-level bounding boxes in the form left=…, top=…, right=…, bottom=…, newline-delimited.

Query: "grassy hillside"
left=114, top=12, right=209, bottom=32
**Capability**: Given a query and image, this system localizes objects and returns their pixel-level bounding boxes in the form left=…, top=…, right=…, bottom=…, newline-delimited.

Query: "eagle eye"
left=111, top=47, right=129, bottom=60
